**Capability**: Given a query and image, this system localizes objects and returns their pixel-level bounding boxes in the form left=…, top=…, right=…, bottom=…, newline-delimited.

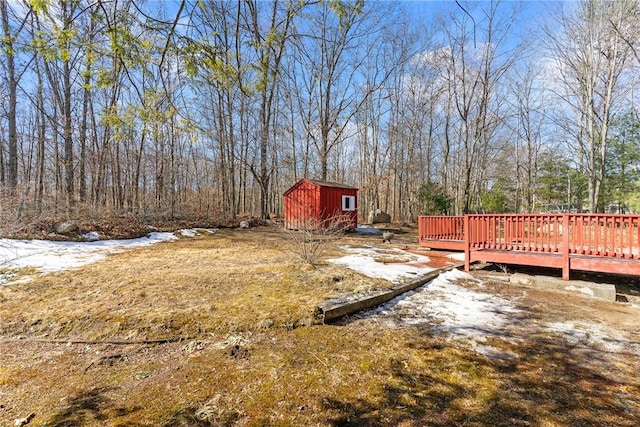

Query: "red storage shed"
left=283, top=179, right=358, bottom=230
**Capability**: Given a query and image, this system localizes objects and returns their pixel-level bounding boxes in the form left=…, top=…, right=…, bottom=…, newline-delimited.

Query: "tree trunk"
left=1, top=0, right=18, bottom=190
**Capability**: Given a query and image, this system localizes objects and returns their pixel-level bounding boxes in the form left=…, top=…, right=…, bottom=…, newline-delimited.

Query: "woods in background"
left=1, top=0, right=639, bottom=227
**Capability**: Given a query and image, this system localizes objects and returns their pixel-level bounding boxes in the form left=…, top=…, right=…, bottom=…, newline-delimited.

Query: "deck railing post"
left=562, top=214, right=570, bottom=280
left=464, top=215, right=471, bottom=272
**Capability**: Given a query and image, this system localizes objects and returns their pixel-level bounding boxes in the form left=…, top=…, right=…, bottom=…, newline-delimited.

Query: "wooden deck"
left=418, top=214, right=640, bottom=280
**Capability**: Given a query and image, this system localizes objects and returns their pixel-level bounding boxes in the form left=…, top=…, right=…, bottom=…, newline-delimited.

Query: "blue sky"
left=150, top=0, right=569, bottom=51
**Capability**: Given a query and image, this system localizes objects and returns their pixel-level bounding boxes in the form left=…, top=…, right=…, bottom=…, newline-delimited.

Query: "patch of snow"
left=0, top=232, right=177, bottom=274
left=328, top=246, right=434, bottom=282
left=474, top=344, right=518, bottom=360
left=447, top=252, right=466, bottom=261
left=368, top=269, right=521, bottom=345
left=82, top=231, right=101, bottom=241
left=4, top=276, right=32, bottom=286
left=544, top=321, right=639, bottom=353
left=0, top=271, right=33, bottom=286
left=331, top=244, right=637, bottom=358
left=0, top=229, right=218, bottom=280
left=179, top=228, right=217, bottom=238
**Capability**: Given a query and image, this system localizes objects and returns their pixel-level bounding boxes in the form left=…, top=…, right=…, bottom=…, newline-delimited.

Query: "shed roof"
left=283, top=178, right=358, bottom=196
left=307, top=179, right=358, bottom=190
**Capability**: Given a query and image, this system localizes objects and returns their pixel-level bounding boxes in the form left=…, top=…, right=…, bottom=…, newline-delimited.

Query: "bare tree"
left=435, top=1, right=521, bottom=213
left=508, top=64, right=547, bottom=212
left=546, top=0, right=639, bottom=212
left=292, top=1, right=400, bottom=183
left=0, top=0, right=32, bottom=190
left=31, top=0, right=83, bottom=212
left=241, top=0, right=301, bottom=219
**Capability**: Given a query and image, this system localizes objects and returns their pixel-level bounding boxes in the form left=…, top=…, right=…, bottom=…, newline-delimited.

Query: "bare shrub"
left=286, top=214, right=352, bottom=265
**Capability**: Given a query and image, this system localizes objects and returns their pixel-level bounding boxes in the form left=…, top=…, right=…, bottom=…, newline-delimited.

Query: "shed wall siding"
left=320, top=187, right=358, bottom=229
left=284, top=181, right=320, bottom=230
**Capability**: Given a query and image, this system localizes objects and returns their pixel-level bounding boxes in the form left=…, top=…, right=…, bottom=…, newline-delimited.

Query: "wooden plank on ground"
left=317, top=262, right=465, bottom=323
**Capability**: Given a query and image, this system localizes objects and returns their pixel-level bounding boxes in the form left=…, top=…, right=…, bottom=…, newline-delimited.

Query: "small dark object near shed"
left=283, top=179, right=358, bottom=230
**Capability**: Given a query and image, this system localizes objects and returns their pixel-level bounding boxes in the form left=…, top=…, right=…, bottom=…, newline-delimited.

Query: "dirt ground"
left=0, top=225, right=639, bottom=426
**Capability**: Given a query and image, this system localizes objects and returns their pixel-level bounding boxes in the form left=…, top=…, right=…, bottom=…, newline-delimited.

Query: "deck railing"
left=466, top=214, right=563, bottom=252
left=568, top=214, right=640, bottom=258
left=418, top=213, right=640, bottom=279
left=418, top=215, right=465, bottom=251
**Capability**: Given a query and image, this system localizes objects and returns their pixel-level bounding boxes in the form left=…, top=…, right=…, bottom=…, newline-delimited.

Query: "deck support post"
left=562, top=214, right=570, bottom=280
left=464, top=215, right=471, bottom=272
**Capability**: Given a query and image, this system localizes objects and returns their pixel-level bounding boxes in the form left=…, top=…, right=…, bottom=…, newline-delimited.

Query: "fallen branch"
left=0, top=336, right=196, bottom=345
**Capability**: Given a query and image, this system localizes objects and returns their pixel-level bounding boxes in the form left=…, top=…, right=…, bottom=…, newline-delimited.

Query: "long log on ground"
left=317, top=262, right=464, bottom=323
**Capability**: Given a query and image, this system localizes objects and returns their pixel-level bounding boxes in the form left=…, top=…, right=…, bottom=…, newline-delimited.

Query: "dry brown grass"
left=0, top=227, right=389, bottom=341
left=0, top=226, right=639, bottom=426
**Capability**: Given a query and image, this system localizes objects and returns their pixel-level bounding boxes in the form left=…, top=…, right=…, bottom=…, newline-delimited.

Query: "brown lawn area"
left=0, top=225, right=638, bottom=426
